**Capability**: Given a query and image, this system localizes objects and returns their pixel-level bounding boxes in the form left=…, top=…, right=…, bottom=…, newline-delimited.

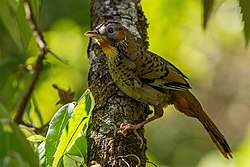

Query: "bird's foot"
left=118, top=123, right=141, bottom=135
left=118, top=123, right=144, bottom=148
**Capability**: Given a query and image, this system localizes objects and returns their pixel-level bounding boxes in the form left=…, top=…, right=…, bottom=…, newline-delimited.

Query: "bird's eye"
left=107, top=27, right=114, bottom=33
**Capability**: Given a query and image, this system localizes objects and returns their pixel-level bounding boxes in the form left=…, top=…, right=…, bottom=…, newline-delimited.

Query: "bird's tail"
left=172, top=90, right=233, bottom=159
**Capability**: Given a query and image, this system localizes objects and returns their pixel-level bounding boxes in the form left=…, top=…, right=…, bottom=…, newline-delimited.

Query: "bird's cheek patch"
left=116, top=30, right=126, bottom=42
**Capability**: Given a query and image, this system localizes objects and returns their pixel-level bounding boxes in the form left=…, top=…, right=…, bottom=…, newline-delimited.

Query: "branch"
left=20, top=121, right=50, bottom=134
left=14, top=0, right=48, bottom=124
left=87, top=0, right=150, bottom=166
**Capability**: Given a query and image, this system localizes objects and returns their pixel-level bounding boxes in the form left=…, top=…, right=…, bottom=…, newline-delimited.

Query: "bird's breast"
left=108, top=56, right=136, bottom=88
left=107, top=56, right=167, bottom=106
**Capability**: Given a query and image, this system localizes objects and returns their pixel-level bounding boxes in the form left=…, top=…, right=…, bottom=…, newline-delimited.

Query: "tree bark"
left=87, top=0, right=150, bottom=166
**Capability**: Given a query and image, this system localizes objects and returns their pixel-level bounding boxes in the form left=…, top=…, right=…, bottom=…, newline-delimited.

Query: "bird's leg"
left=119, top=106, right=164, bottom=131
left=120, top=106, right=163, bottom=131
left=119, top=107, right=163, bottom=147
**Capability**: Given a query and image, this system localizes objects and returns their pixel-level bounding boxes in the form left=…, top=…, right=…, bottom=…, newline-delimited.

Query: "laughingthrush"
left=84, top=21, right=232, bottom=159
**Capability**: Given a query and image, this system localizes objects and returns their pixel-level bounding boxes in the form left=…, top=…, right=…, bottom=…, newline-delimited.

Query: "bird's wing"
left=136, top=51, right=191, bottom=91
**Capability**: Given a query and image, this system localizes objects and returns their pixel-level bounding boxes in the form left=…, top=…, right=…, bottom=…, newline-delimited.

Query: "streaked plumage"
left=85, top=21, right=232, bottom=159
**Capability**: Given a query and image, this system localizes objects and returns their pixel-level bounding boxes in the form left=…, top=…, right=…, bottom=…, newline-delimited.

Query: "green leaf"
left=202, top=0, right=214, bottom=29
left=27, top=134, right=46, bottom=142
left=0, top=104, right=39, bottom=167
left=239, top=0, right=250, bottom=45
left=45, top=102, right=75, bottom=165
left=52, top=90, right=94, bottom=167
left=62, top=155, right=79, bottom=167
left=0, top=0, right=32, bottom=50
left=67, top=134, right=87, bottom=159
left=38, top=141, right=46, bottom=167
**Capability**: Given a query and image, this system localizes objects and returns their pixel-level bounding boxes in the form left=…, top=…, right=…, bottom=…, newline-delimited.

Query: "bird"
left=84, top=21, right=232, bottom=159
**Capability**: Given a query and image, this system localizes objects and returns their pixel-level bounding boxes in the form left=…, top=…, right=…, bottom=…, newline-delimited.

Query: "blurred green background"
left=0, top=0, right=249, bottom=166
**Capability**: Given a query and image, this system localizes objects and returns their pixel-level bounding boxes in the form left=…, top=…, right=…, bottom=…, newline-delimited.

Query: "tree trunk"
left=87, top=0, right=150, bottom=166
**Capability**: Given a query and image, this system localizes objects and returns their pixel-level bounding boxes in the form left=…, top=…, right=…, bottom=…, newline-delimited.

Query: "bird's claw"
left=118, top=123, right=144, bottom=148
left=118, top=123, right=132, bottom=134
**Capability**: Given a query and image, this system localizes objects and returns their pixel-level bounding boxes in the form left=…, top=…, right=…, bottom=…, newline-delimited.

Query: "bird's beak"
left=84, top=30, right=102, bottom=38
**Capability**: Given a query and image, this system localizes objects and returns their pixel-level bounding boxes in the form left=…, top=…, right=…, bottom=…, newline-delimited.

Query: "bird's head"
left=84, top=22, right=128, bottom=55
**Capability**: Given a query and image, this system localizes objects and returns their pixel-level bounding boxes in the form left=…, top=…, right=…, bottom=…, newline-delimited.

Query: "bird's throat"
left=97, top=39, right=118, bottom=58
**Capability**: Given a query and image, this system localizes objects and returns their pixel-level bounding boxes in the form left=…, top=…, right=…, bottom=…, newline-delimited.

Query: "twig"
left=14, top=0, right=48, bottom=124
left=20, top=121, right=50, bottom=134
left=49, top=50, right=69, bottom=65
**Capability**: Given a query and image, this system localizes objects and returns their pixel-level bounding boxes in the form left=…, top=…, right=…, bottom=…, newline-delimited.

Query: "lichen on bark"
left=87, top=0, right=150, bottom=166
